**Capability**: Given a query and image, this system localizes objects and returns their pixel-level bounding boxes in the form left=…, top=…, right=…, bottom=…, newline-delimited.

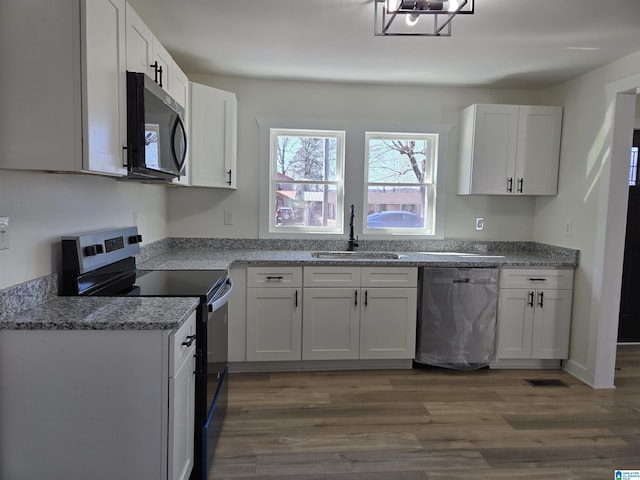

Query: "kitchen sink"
left=311, top=251, right=401, bottom=259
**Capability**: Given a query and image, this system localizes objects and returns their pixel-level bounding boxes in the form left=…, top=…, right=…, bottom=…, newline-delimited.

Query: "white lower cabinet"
left=496, top=268, right=574, bottom=360
left=246, top=267, right=302, bottom=361
left=303, top=266, right=418, bottom=360
left=244, top=266, right=418, bottom=363
left=303, top=287, right=361, bottom=360
left=0, top=311, right=197, bottom=480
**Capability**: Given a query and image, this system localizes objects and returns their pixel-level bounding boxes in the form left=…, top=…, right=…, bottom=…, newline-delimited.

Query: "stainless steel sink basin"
left=311, top=251, right=401, bottom=259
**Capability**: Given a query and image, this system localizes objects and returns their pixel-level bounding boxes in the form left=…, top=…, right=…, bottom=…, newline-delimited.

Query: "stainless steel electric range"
left=61, top=227, right=231, bottom=480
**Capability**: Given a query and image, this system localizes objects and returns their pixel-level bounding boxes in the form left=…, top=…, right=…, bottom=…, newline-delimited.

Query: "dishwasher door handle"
left=453, top=278, right=470, bottom=283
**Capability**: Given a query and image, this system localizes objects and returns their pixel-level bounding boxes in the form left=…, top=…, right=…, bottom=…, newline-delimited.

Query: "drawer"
left=304, top=266, right=361, bottom=287
left=499, top=268, right=574, bottom=290
left=170, top=310, right=197, bottom=376
left=361, top=267, right=417, bottom=288
left=247, top=266, right=302, bottom=287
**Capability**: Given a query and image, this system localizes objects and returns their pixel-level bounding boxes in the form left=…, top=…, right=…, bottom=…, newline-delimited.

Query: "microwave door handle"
left=170, top=115, right=187, bottom=173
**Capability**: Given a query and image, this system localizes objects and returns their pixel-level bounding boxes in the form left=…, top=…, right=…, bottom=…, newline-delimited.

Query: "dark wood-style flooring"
left=211, top=346, right=640, bottom=479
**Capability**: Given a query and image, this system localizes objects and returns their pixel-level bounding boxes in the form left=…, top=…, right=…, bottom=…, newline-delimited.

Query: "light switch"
left=475, top=217, right=484, bottom=231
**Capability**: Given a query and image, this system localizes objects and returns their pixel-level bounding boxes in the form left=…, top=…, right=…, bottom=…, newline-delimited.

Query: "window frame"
left=258, top=118, right=447, bottom=240
left=362, top=131, right=441, bottom=237
left=258, top=117, right=347, bottom=238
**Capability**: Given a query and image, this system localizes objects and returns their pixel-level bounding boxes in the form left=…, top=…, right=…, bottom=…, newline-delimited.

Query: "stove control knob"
left=128, top=234, right=143, bottom=244
left=84, top=244, right=104, bottom=257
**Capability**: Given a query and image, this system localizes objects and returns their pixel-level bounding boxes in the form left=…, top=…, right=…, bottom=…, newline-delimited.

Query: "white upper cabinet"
left=125, top=3, right=181, bottom=99
left=0, top=0, right=127, bottom=176
left=189, top=82, right=238, bottom=189
left=458, top=104, right=563, bottom=195
left=125, top=2, right=154, bottom=77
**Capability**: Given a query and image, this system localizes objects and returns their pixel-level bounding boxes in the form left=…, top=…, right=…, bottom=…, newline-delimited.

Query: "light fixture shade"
left=374, top=0, right=474, bottom=36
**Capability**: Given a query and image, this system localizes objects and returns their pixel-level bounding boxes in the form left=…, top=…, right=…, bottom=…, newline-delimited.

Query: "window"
left=630, top=146, right=638, bottom=186
left=364, top=132, right=438, bottom=235
left=269, top=128, right=345, bottom=233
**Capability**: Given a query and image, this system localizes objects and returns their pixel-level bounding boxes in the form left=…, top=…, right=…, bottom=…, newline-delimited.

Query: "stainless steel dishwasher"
left=416, top=267, right=498, bottom=370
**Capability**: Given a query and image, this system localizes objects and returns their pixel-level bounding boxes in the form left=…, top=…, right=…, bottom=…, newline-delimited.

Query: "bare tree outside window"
left=365, top=132, right=438, bottom=234
left=270, top=129, right=344, bottom=232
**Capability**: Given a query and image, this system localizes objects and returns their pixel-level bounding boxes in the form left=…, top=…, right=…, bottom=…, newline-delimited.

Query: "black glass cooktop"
left=130, top=270, right=228, bottom=299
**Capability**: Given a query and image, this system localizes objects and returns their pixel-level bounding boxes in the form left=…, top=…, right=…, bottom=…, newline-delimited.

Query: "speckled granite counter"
left=0, top=296, right=199, bottom=331
left=138, top=239, right=579, bottom=270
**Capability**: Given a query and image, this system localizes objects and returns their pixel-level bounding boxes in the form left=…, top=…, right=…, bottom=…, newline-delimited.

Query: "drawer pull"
left=528, top=278, right=547, bottom=282
left=181, top=335, right=196, bottom=347
left=265, top=275, right=284, bottom=280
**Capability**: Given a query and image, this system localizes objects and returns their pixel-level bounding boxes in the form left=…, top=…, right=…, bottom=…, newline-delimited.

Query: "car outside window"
left=364, top=132, right=438, bottom=235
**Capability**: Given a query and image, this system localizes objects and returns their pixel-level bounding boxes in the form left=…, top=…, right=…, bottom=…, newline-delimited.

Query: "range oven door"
left=200, top=278, right=232, bottom=479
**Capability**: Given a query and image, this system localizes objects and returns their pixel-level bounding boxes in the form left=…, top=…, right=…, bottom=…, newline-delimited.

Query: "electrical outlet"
left=475, top=217, right=484, bottom=231
left=224, top=210, right=235, bottom=225
left=0, top=217, right=9, bottom=250
left=564, top=219, right=573, bottom=236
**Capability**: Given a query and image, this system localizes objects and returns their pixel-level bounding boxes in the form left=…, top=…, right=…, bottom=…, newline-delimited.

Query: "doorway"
left=618, top=128, right=640, bottom=342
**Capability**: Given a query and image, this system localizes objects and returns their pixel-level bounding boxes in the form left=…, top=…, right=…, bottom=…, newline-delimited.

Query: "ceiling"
left=129, top=0, right=640, bottom=89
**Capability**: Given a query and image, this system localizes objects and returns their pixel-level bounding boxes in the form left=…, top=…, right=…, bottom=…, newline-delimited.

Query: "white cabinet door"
left=458, top=104, right=562, bottom=196
left=360, top=287, right=417, bottom=359
left=531, top=289, right=573, bottom=359
left=189, top=82, right=238, bottom=189
left=458, top=104, right=519, bottom=195
left=496, top=288, right=534, bottom=359
left=515, top=106, right=563, bottom=195
left=303, top=288, right=360, bottom=360
left=246, top=287, right=302, bottom=361
left=151, top=37, right=172, bottom=92
left=125, top=3, right=154, bottom=77
left=168, top=350, right=195, bottom=480
left=82, top=0, right=128, bottom=176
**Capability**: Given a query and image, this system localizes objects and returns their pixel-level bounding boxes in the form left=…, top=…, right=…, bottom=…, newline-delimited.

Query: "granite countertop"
left=139, top=245, right=579, bottom=271
left=1, top=238, right=578, bottom=331
left=0, top=296, right=199, bottom=331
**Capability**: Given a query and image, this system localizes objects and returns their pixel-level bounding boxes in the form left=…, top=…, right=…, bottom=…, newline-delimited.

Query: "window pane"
left=367, top=138, right=432, bottom=184
left=630, top=146, right=638, bottom=186
left=275, top=135, right=337, bottom=181
left=366, top=186, right=426, bottom=229
left=274, top=183, right=337, bottom=227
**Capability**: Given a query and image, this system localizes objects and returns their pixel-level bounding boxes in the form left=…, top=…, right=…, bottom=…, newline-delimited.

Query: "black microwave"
left=126, top=71, right=187, bottom=181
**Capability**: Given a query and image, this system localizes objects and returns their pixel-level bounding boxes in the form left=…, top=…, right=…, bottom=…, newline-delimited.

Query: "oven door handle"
left=208, top=277, right=233, bottom=312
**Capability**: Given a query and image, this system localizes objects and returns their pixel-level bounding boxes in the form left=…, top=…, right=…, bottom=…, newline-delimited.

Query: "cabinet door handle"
left=517, top=178, right=523, bottom=193
left=528, top=291, right=534, bottom=308
left=181, top=334, right=196, bottom=347
left=227, top=169, right=233, bottom=185
left=150, top=61, right=159, bottom=84
left=507, top=177, right=513, bottom=193
left=294, top=289, right=298, bottom=308
left=364, top=290, right=368, bottom=307
left=538, top=291, right=544, bottom=308
left=158, top=65, right=163, bottom=88
left=354, top=290, right=358, bottom=307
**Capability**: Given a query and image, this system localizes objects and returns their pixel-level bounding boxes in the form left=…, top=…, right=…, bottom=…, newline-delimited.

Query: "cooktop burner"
left=131, top=270, right=228, bottom=298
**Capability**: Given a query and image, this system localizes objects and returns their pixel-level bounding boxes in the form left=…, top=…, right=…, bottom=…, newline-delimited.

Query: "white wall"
left=168, top=75, right=542, bottom=240
left=0, top=170, right=168, bottom=289
left=536, top=49, right=640, bottom=387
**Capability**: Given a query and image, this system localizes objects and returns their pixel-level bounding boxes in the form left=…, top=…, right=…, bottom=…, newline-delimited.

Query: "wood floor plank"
left=210, top=346, right=640, bottom=479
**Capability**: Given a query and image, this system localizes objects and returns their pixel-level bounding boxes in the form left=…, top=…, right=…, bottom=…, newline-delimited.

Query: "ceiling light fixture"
left=374, top=0, right=474, bottom=36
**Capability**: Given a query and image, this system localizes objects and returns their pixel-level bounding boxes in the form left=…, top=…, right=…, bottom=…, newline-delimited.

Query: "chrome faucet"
left=347, top=204, right=359, bottom=251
